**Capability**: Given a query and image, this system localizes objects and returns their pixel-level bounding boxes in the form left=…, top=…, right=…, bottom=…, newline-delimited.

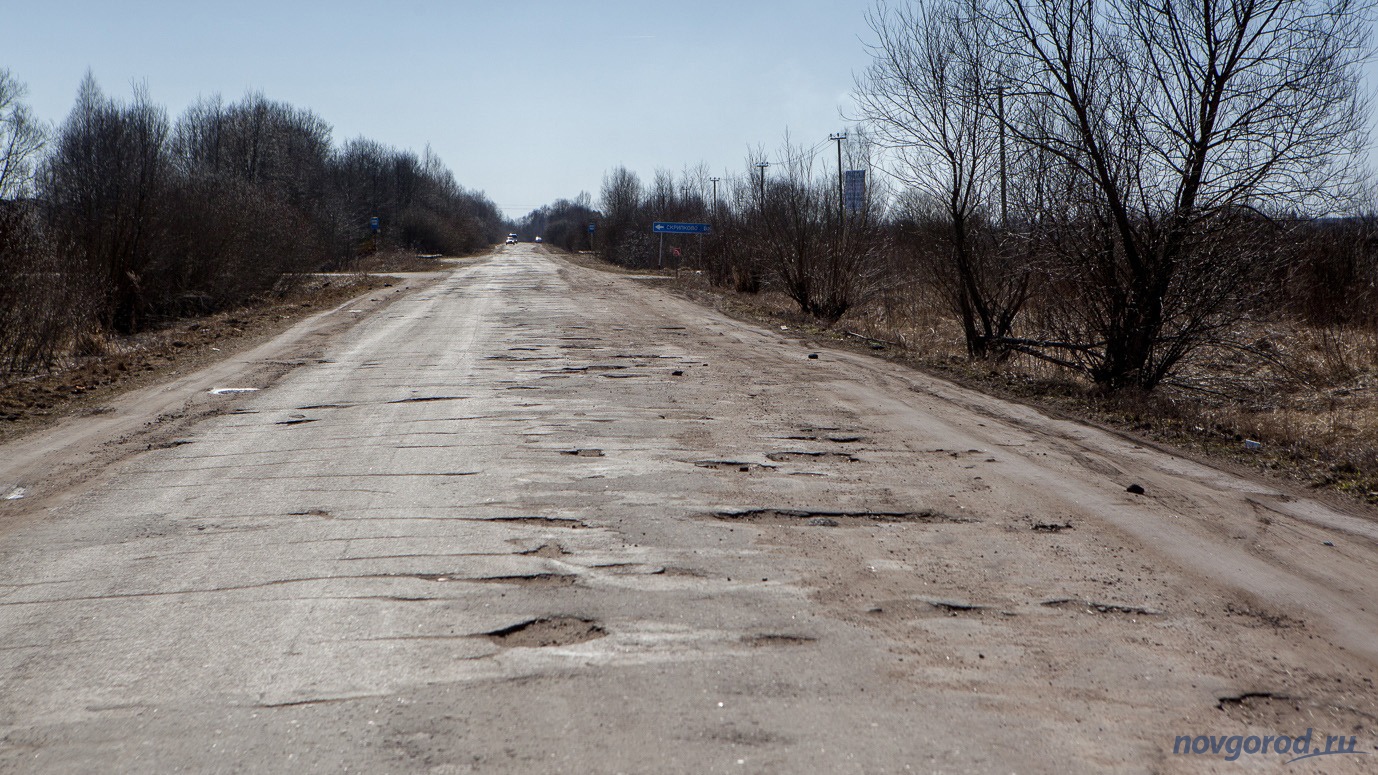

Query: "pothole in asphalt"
left=924, top=599, right=986, bottom=614
left=656, top=566, right=710, bottom=578
left=469, top=574, right=578, bottom=587
left=556, top=364, right=627, bottom=373
left=1224, top=603, right=1304, bottom=630
left=485, top=517, right=588, bottom=529
left=519, top=543, right=570, bottom=558
left=766, top=451, right=860, bottom=463
left=561, top=448, right=605, bottom=457
left=372, top=573, right=465, bottom=583
left=388, top=396, right=468, bottom=404
left=484, top=616, right=606, bottom=648
left=706, top=508, right=974, bottom=525
left=694, top=461, right=778, bottom=473
left=275, top=418, right=319, bottom=426
left=1041, top=598, right=1160, bottom=616
left=742, top=634, right=816, bottom=647
left=1215, top=692, right=1300, bottom=723
left=1029, top=519, right=1074, bottom=532
left=147, top=438, right=195, bottom=450
left=288, top=508, right=332, bottom=518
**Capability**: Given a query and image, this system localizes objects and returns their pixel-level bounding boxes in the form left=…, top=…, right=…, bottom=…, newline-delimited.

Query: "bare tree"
left=43, top=74, right=171, bottom=333
left=0, top=69, right=47, bottom=199
left=0, top=73, right=85, bottom=374
left=854, top=0, right=1030, bottom=357
left=986, top=0, right=1372, bottom=390
left=756, top=136, right=880, bottom=322
left=598, top=166, right=646, bottom=266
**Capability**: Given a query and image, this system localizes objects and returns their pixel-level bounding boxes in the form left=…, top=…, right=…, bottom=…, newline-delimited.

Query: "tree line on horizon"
left=0, top=70, right=504, bottom=377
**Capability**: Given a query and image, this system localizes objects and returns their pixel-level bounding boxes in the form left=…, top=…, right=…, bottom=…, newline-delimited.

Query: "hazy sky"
left=5, top=0, right=877, bottom=218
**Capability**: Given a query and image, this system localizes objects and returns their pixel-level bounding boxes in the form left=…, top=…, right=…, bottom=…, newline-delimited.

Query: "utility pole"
left=709, top=177, right=720, bottom=208
left=997, top=84, right=1007, bottom=227
left=829, top=132, right=847, bottom=222
left=754, top=162, right=770, bottom=203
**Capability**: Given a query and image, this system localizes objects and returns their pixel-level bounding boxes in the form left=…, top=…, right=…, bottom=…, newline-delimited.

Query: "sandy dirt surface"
left=1, top=246, right=1375, bottom=773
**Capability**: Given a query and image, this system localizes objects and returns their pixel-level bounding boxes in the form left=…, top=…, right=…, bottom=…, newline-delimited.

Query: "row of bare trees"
left=595, top=139, right=886, bottom=324
left=854, top=0, right=1373, bottom=391
left=0, top=71, right=503, bottom=376
left=513, top=193, right=599, bottom=251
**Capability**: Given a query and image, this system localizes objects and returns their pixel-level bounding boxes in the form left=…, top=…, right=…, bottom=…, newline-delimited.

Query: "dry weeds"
left=670, top=270, right=1378, bottom=507
left=0, top=273, right=396, bottom=444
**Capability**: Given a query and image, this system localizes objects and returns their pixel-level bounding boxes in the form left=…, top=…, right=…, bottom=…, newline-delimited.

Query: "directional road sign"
left=652, top=222, right=711, bottom=235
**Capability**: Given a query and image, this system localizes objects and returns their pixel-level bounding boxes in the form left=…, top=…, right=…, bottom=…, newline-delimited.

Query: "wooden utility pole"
left=830, top=132, right=847, bottom=222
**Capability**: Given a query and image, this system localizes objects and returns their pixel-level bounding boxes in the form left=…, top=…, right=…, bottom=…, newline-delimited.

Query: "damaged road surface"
left=2, top=246, right=1377, bottom=773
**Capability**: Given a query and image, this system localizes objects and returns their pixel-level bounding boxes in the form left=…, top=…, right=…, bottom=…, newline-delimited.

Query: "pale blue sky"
left=6, top=1, right=877, bottom=217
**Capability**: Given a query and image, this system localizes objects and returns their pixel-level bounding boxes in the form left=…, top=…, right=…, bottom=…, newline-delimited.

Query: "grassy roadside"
left=0, top=254, right=467, bottom=446
left=565, top=252, right=1378, bottom=512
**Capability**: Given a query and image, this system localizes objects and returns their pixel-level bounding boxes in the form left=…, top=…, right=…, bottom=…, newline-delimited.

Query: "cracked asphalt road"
left=2, top=246, right=1376, bottom=773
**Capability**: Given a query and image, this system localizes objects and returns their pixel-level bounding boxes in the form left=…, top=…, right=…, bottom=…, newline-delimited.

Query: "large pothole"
left=706, top=508, right=974, bottom=525
left=765, top=451, right=860, bottom=463
left=693, top=461, right=777, bottom=473
left=484, top=616, right=606, bottom=648
left=469, top=574, right=578, bottom=588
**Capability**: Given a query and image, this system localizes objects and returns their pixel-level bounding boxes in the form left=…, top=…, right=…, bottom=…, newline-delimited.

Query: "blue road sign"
left=652, top=222, right=711, bottom=234
left=369, top=216, right=381, bottom=232
left=588, top=223, right=596, bottom=233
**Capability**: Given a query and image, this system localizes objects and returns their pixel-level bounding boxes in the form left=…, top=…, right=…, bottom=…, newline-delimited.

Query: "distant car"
left=505, top=236, right=517, bottom=245
left=534, top=236, right=542, bottom=243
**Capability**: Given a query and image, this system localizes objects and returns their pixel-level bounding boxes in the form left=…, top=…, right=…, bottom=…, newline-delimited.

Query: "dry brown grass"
left=0, top=273, right=397, bottom=444
left=668, top=270, right=1378, bottom=507
left=343, top=250, right=457, bottom=274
